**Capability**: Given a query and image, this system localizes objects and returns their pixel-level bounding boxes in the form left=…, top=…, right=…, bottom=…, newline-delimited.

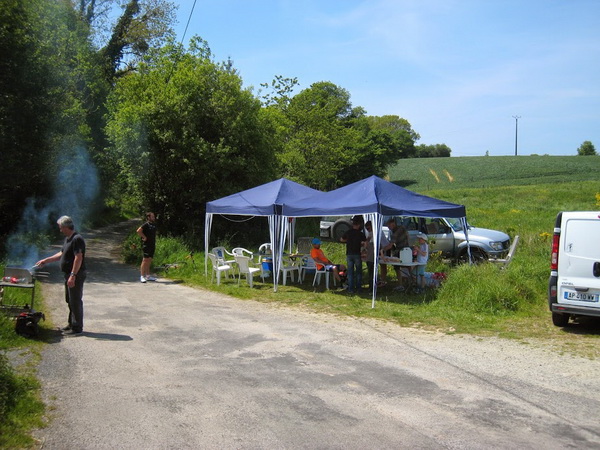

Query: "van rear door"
left=556, top=212, right=600, bottom=309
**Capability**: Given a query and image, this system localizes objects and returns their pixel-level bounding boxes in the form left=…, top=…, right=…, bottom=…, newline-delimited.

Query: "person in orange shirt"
left=310, top=238, right=345, bottom=283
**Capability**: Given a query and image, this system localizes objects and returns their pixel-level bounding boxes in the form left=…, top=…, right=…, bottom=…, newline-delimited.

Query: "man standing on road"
left=36, top=216, right=86, bottom=335
left=136, top=212, right=157, bottom=283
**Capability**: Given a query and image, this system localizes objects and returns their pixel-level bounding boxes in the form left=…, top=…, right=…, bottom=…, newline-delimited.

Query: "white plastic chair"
left=231, top=247, right=253, bottom=275
left=207, top=253, right=231, bottom=285
left=296, top=237, right=313, bottom=255
left=211, top=246, right=235, bottom=266
left=298, top=256, right=314, bottom=283
left=311, top=258, right=336, bottom=290
left=235, top=255, right=261, bottom=288
left=232, top=247, right=254, bottom=259
left=256, top=243, right=272, bottom=260
left=279, top=255, right=300, bottom=286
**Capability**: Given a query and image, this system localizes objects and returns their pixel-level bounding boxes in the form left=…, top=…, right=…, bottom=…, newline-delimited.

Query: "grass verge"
left=0, top=270, right=51, bottom=448
left=0, top=350, right=46, bottom=448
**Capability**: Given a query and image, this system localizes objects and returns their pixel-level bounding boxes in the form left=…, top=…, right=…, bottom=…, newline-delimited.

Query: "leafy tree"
left=66, top=0, right=178, bottom=209
left=259, top=75, right=299, bottom=108
left=365, top=115, right=419, bottom=160
left=0, top=0, right=45, bottom=239
left=105, top=37, right=277, bottom=236
left=275, top=82, right=419, bottom=190
left=275, top=82, right=358, bottom=190
left=336, top=114, right=418, bottom=184
left=77, top=0, right=176, bottom=80
left=0, top=0, right=101, bottom=242
left=577, top=141, right=597, bottom=156
left=416, top=143, right=452, bottom=158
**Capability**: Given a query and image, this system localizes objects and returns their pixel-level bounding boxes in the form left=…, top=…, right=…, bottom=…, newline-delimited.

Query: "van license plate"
left=564, top=291, right=599, bottom=302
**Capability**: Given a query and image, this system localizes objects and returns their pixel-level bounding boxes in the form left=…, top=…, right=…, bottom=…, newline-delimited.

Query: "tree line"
left=0, top=0, right=449, bottom=249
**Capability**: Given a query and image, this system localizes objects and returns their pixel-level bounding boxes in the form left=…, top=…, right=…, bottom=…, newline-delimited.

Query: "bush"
left=153, top=236, right=194, bottom=269
left=121, top=231, right=141, bottom=265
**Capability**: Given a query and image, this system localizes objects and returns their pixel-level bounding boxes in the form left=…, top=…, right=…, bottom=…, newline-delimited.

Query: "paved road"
left=33, top=222, right=600, bottom=449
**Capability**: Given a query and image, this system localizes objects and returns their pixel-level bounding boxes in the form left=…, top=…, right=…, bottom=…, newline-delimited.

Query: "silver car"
left=320, top=215, right=511, bottom=263
left=384, top=216, right=511, bottom=263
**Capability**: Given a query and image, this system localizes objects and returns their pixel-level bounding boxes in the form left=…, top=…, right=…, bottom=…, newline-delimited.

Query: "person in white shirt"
left=414, top=232, right=429, bottom=293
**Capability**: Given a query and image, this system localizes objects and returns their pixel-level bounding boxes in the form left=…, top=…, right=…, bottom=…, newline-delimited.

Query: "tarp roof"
left=282, top=175, right=466, bottom=218
left=206, top=178, right=323, bottom=216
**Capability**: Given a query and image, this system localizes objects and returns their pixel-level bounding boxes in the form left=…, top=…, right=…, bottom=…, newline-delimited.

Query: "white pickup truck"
left=320, top=216, right=511, bottom=263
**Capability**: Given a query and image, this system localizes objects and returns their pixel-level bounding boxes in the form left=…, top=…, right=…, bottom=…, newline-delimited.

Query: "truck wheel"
left=551, top=312, right=570, bottom=327
left=332, top=220, right=352, bottom=241
left=458, top=247, right=487, bottom=264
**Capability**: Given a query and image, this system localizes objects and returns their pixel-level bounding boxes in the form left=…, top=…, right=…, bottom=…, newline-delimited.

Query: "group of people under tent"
left=310, top=216, right=430, bottom=294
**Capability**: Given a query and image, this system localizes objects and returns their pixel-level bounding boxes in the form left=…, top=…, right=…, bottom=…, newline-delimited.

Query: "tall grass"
left=413, top=180, right=598, bottom=333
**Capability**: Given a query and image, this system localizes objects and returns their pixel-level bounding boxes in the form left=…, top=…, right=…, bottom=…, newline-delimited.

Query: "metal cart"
left=0, top=267, right=46, bottom=317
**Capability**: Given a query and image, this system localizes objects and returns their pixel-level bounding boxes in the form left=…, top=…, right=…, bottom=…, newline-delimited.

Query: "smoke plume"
left=5, top=142, right=99, bottom=267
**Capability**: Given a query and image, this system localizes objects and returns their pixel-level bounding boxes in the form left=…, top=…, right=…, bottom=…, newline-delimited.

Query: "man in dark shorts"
left=36, top=215, right=87, bottom=335
left=136, top=212, right=157, bottom=283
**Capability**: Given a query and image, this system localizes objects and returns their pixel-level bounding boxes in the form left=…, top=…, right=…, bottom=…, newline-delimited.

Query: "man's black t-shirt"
left=342, top=228, right=367, bottom=255
left=60, top=232, right=86, bottom=274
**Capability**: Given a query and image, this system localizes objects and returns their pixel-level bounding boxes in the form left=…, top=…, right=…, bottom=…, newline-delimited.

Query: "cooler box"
left=261, top=257, right=273, bottom=273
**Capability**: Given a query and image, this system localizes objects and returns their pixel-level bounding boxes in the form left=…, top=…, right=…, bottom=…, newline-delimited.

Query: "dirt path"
left=32, top=221, right=600, bottom=449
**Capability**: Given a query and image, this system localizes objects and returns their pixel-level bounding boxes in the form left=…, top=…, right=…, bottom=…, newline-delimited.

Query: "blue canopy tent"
left=205, top=178, right=323, bottom=291
left=206, top=175, right=467, bottom=305
left=281, top=176, right=468, bottom=307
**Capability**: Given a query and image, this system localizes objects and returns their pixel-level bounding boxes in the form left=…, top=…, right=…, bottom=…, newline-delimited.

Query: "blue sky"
left=171, top=0, right=599, bottom=157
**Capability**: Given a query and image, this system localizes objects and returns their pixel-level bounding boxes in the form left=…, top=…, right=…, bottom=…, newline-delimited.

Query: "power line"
left=180, top=0, right=198, bottom=46
left=166, top=0, right=198, bottom=86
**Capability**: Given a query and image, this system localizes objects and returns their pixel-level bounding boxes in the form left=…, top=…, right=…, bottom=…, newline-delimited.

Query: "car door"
left=422, top=218, right=454, bottom=256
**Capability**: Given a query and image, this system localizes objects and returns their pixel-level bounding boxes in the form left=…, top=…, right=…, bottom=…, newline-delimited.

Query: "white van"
left=548, top=211, right=600, bottom=327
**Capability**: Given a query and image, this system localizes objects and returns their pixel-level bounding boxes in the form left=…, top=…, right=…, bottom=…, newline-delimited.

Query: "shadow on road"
left=559, top=316, right=600, bottom=336
left=39, top=328, right=133, bottom=343
left=81, top=331, right=133, bottom=341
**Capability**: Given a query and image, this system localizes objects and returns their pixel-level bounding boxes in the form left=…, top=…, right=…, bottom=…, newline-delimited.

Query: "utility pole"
left=512, top=115, right=521, bottom=156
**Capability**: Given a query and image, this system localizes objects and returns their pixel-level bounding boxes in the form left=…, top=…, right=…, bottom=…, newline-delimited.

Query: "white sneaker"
left=146, top=276, right=157, bottom=281
left=140, top=276, right=147, bottom=283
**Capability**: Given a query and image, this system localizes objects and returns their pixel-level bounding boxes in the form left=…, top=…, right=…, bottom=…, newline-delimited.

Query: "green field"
left=387, top=155, right=600, bottom=192
left=386, top=155, right=599, bottom=239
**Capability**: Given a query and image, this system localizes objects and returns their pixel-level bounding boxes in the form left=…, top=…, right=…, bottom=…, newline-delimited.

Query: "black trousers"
left=64, top=271, right=86, bottom=331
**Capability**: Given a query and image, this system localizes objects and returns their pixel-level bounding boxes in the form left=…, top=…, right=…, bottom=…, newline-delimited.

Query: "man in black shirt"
left=340, top=217, right=367, bottom=293
left=36, top=216, right=86, bottom=335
